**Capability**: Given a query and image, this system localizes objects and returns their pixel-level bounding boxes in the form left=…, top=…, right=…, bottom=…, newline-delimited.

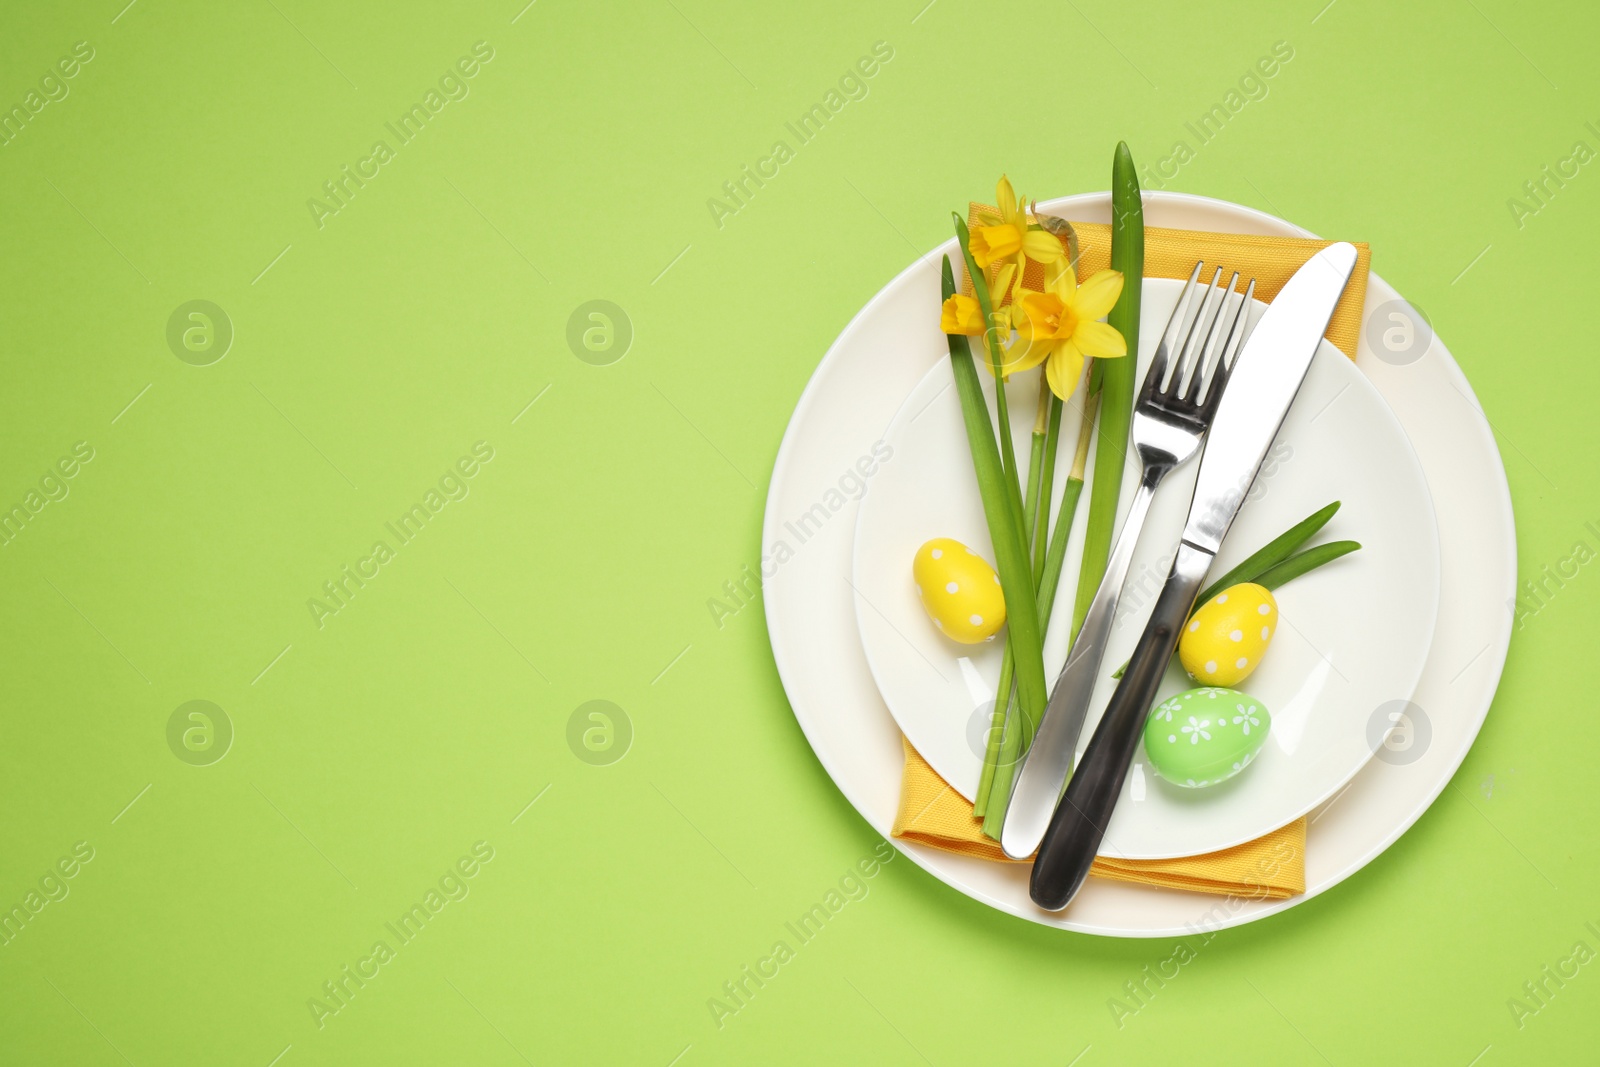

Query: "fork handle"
left=1028, top=540, right=1213, bottom=911
left=1073, top=469, right=1161, bottom=679
left=999, top=467, right=1160, bottom=859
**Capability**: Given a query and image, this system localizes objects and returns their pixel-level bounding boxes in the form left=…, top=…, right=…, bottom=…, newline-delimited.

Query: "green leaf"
left=1070, top=142, right=1143, bottom=644
left=1195, top=502, right=1341, bottom=609
left=940, top=255, right=1047, bottom=728
left=1254, top=540, right=1361, bottom=591
left=952, top=215, right=1028, bottom=539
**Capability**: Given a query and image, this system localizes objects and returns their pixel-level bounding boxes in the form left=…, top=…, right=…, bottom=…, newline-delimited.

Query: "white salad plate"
left=851, top=284, right=1441, bottom=859
left=763, top=191, right=1515, bottom=937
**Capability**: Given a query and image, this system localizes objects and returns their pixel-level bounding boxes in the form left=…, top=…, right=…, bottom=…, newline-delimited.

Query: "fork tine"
left=1169, top=268, right=1225, bottom=396
left=1140, top=261, right=1204, bottom=405
left=1183, top=271, right=1241, bottom=401
left=1161, top=261, right=1205, bottom=356
left=1196, top=277, right=1255, bottom=408
left=1224, top=279, right=1257, bottom=367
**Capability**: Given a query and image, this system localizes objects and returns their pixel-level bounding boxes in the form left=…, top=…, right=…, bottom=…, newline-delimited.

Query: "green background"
left=0, top=0, right=1594, bottom=1063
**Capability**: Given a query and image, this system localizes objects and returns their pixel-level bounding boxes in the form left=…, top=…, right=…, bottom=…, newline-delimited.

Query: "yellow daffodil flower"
left=940, top=293, right=984, bottom=335
left=941, top=263, right=1016, bottom=341
left=969, top=224, right=1022, bottom=270
left=1007, top=260, right=1127, bottom=399
left=971, top=176, right=1067, bottom=289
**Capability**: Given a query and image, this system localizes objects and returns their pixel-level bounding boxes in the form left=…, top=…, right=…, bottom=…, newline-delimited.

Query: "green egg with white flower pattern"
left=1143, top=687, right=1270, bottom=788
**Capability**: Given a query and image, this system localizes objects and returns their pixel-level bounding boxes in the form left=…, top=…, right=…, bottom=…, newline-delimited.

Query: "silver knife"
left=1026, top=242, right=1359, bottom=910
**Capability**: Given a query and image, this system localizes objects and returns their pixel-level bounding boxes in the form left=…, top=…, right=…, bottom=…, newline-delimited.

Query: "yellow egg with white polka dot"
left=911, top=538, right=1006, bottom=644
left=1178, top=583, right=1278, bottom=687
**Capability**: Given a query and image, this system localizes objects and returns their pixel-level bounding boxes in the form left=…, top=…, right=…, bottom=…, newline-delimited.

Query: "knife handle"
left=1029, top=541, right=1213, bottom=911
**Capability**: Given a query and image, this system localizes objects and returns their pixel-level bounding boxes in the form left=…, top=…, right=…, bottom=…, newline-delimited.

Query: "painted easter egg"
left=1143, top=687, right=1271, bottom=788
left=911, top=538, right=1006, bottom=644
left=1179, top=583, right=1278, bottom=686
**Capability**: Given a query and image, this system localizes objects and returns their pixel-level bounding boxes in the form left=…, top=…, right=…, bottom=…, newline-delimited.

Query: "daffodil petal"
left=991, top=263, right=1017, bottom=306
left=1073, top=319, right=1128, bottom=358
left=1073, top=269, right=1124, bottom=322
left=996, top=176, right=1017, bottom=226
left=1005, top=337, right=1051, bottom=376
left=1044, top=343, right=1085, bottom=400
left=1022, top=230, right=1065, bottom=264
left=1044, top=257, right=1076, bottom=296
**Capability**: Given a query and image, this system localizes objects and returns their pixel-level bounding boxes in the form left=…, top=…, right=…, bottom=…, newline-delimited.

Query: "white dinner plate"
left=851, top=281, right=1440, bottom=859
left=762, top=191, right=1514, bottom=936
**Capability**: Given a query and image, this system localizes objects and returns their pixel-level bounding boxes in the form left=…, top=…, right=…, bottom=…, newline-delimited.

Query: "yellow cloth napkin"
left=894, top=218, right=1372, bottom=898
left=965, top=214, right=1370, bottom=360
left=894, top=740, right=1305, bottom=898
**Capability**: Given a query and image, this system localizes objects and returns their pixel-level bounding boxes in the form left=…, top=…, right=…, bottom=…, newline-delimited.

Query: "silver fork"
left=1000, top=262, right=1256, bottom=859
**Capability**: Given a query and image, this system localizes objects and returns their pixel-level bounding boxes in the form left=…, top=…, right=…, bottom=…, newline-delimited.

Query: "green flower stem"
left=1037, top=385, right=1099, bottom=629
left=973, top=644, right=1015, bottom=818
left=979, top=385, right=1097, bottom=838
left=1022, top=397, right=1051, bottom=574
left=974, top=389, right=1049, bottom=820
left=941, top=254, right=1048, bottom=735
left=1031, top=391, right=1063, bottom=579
left=1070, top=142, right=1144, bottom=645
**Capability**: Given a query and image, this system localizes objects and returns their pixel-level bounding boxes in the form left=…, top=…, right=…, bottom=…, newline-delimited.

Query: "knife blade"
left=1026, top=242, right=1359, bottom=911
left=1180, top=243, right=1360, bottom=555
